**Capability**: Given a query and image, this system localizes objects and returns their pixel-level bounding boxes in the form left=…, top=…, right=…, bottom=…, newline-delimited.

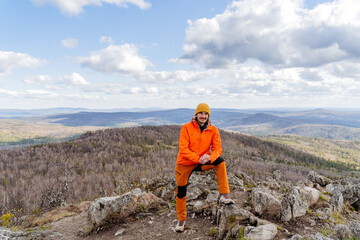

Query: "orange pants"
left=175, top=157, right=230, bottom=221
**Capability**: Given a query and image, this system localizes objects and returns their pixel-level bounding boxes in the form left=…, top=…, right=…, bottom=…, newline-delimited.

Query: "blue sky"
left=1, top=0, right=359, bottom=110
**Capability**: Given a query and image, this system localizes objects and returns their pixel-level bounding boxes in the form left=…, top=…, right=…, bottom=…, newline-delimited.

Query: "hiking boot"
left=175, top=221, right=185, bottom=232
left=219, top=194, right=235, bottom=205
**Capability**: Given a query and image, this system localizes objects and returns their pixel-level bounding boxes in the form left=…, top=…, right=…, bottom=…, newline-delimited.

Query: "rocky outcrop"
left=330, top=190, right=344, bottom=212
left=281, top=186, right=320, bottom=222
left=69, top=170, right=360, bottom=240
left=216, top=203, right=277, bottom=240
left=0, top=227, right=25, bottom=240
left=0, top=227, right=63, bottom=240
left=87, top=188, right=167, bottom=230
left=252, top=188, right=281, bottom=218
left=227, top=172, right=245, bottom=189
left=302, top=186, right=321, bottom=206
left=5, top=169, right=360, bottom=240
left=326, top=183, right=345, bottom=195
left=307, top=171, right=332, bottom=186
left=325, top=181, right=360, bottom=211
left=342, top=184, right=360, bottom=210
left=235, top=171, right=257, bottom=187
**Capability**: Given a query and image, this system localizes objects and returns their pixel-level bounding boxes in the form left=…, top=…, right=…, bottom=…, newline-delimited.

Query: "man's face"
left=196, top=111, right=209, bottom=126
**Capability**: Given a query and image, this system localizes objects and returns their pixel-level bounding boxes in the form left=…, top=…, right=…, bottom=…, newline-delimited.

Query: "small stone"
left=335, top=224, right=352, bottom=240
left=309, top=219, right=316, bottom=226
left=114, top=228, right=125, bottom=236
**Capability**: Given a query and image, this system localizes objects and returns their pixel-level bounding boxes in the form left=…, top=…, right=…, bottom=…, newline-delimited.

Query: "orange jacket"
left=177, top=118, right=222, bottom=166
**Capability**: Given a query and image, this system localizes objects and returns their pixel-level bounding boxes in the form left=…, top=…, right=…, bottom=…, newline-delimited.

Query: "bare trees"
left=0, top=125, right=351, bottom=217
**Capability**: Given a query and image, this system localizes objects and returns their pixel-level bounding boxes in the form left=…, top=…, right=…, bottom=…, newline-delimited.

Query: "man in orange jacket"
left=175, top=103, right=234, bottom=232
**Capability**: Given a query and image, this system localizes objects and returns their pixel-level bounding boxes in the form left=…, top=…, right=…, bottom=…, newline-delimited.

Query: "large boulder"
left=218, top=204, right=253, bottom=239
left=87, top=188, right=166, bottom=229
left=307, top=171, right=332, bottom=186
left=342, top=184, right=360, bottom=210
left=326, top=184, right=345, bottom=195
left=301, top=186, right=320, bottom=206
left=281, top=197, right=306, bottom=222
left=342, top=184, right=360, bottom=202
left=281, top=186, right=319, bottom=222
left=330, top=190, right=344, bottom=212
left=188, top=192, right=219, bottom=213
left=251, top=188, right=281, bottom=218
left=222, top=203, right=253, bottom=221
left=187, top=183, right=207, bottom=200
left=244, top=224, right=278, bottom=240
left=326, top=183, right=360, bottom=210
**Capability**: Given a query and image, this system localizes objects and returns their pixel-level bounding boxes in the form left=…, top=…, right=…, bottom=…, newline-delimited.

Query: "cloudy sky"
left=1, top=0, right=360, bottom=110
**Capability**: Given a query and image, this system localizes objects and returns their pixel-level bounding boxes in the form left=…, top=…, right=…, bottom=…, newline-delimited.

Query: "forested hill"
left=0, top=126, right=357, bottom=217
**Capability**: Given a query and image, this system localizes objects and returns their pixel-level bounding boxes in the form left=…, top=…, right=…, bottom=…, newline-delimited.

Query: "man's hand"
left=199, top=154, right=210, bottom=164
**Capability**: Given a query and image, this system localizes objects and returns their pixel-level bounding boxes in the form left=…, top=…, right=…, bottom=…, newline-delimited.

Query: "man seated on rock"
left=175, top=103, right=234, bottom=232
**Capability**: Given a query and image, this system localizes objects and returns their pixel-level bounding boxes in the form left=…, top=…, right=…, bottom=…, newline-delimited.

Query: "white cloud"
left=0, top=51, right=46, bottom=76
left=24, top=75, right=53, bottom=84
left=179, top=0, right=360, bottom=69
left=64, top=72, right=90, bottom=86
left=0, top=88, right=18, bottom=96
left=65, top=94, right=104, bottom=100
left=145, top=86, right=158, bottom=94
left=309, top=0, right=360, bottom=27
left=323, top=60, right=360, bottom=79
left=25, top=90, right=59, bottom=98
left=133, top=69, right=218, bottom=83
left=25, top=73, right=90, bottom=90
left=24, top=75, right=63, bottom=90
left=31, top=0, right=151, bottom=15
left=100, top=36, right=115, bottom=45
left=80, top=82, right=160, bottom=95
left=146, top=65, right=360, bottom=101
left=77, top=44, right=153, bottom=74
left=61, top=38, right=78, bottom=49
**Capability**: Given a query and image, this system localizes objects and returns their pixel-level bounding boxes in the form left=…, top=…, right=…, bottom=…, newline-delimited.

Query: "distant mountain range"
left=0, top=107, right=166, bottom=118
left=2, top=107, right=360, bottom=140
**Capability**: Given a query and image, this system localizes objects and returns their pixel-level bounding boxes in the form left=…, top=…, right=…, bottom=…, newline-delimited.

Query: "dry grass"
left=22, top=203, right=91, bottom=228
left=266, top=134, right=360, bottom=168
left=0, top=119, right=104, bottom=142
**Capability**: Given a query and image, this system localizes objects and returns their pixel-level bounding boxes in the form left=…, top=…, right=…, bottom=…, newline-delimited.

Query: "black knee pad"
left=212, top=157, right=225, bottom=166
left=177, top=185, right=187, bottom=198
